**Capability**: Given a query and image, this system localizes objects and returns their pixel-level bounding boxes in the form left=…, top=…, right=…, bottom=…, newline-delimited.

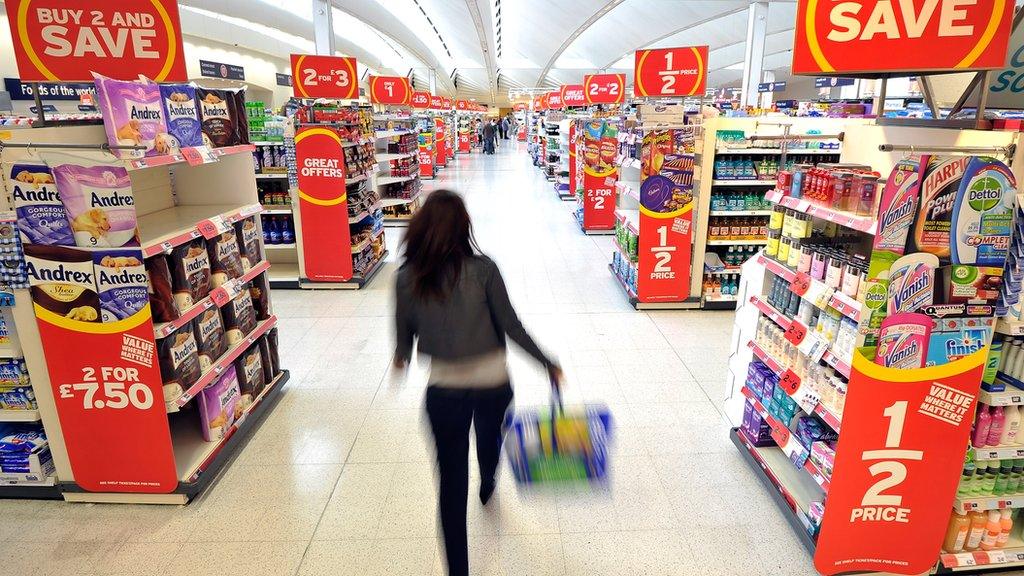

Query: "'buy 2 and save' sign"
left=634, top=46, right=708, bottom=97
left=290, top=54, right=357, bottom=99
left=5, top=0, right=187, bottom=82
left=793, top=0, right=1014, bottom=75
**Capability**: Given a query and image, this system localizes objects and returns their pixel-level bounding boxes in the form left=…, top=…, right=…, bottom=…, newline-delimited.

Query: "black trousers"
left=426, top=384, right=514, bottom=576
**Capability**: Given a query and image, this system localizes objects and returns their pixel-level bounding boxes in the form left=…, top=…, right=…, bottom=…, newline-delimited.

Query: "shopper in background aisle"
left=499, top=116, right=508, bottom=140
left=393, top=190, right=562, bottom=576
left=482, top=119, right=496, bottom=154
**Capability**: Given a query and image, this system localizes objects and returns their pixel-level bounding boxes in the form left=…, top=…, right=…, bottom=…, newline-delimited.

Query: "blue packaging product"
left=158, top=84, right=204, bottom=150
left=0, top=358, right=28, bottom=388
left=791, top=169, right=804, bottom=199
left=950, top=157, right=1016, bottom=267
left=747, top=410, right=774, bottom=446
left=925, top=327, right=991, bottom=367
left=93, top=250, right=148, bottom=322
left=4, top=162, right=75, bottom=246
left=0, top=425, right=46, bottom=453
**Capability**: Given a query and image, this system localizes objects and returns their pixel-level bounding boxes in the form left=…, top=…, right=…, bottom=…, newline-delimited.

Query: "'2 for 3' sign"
left=814, top=350, right=986, bottom=576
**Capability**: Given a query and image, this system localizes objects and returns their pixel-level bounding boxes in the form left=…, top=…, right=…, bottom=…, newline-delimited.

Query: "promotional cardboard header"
left=411, top=91, right=430, bottom=109
left=634, top=46, right=708, bottom=97
left=5, top=0, right=188, bottom=82
left=792, top=0, right=1014, bottom=75
left=368, top=75, right=412, bottom=105
left=584, top=74, right=625, bottom=104
left=561, top=84, right=586, bottom=107
left=291, top=55, right=357, bottom=99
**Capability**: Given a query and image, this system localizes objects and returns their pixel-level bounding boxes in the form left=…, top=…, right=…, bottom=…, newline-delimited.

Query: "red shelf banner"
left=561, top=84, right=586, bottom=107
left=35, top=295, right=176, bottom=492
left=411, top=91, right=430, bottom=109
left=290, top=54, right=358, bottom=99
left=634, top=46, right=708, bottom=97
left=5, top=0, right=187, bottom=82
left=584, top=74, right=625, bottom=104
left=815, top=349, right=986, bottom=575
left=434, top=117, right=447, bottom=166
left=368, top=75, right=411, bottom=105
left=513, top=102, right=528, bottom=111
left=568, top=122, right=578, bottom=196
left=456, top=100, right=468, bottom=111
left=582, top=168, right=617, bottom=230
left=294, top=126, right=352, bottom=282
left=637, top=204, right=693, bottom=302
left=792, top=0, right=1013, bottom=75
left=418, top=132, right=434, bottom=179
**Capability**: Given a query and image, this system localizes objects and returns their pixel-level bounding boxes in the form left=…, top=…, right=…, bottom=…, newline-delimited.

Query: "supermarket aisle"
left=0, top=143, right=815, bottom=576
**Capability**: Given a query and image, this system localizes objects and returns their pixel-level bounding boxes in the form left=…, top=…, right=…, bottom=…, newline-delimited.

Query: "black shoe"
left=480, top=480, right=495, bottom=505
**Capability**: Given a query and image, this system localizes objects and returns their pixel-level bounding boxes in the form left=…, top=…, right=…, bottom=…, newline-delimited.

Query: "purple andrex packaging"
left=158, top=83, right=204, bottom=150
left=198, top=365, right=242, bottom=442
left=93, top=250, right=148, bottom=323
left=93, top=73, right=170, bottom=159
left=42, top=152, right=139, bottom=248
left=4, top=162, right=74, bottom=246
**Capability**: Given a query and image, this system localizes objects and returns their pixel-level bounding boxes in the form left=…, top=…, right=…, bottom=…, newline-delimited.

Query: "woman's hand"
left=548, top=364, right=564, bottom=387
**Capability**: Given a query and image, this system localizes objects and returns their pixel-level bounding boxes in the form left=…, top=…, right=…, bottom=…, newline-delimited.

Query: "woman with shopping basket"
left=393, top=189, right=562, bottom=576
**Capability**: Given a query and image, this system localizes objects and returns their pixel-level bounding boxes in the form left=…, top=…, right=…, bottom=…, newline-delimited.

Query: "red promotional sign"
left=547, top=91, right=563, bottom=109
left=441, top=96, right=452, bottom=109
left=513, top=102, right=527, bottom=111
left=456, top=100, right=468, bottom=111
left=584, top=74, right=626, bottom=104
left=5, top=0, right=187, bottom=82
left=634, top=46, right=708, bottom=97
left=637, top=206, right=693, bottom=302
left=290, top=54, right=357, bottom=99
left=458, top=131, right=470, bottom=153
left=815, top=350, right=986, bottom=575
left=368, top=75, right=412, bottom=105
left=568, top=123, right=578, bottom=196
left=792, top=0, right=1013, bottom=75
left=35, top=296, right=176, bottom=492
left=294, top=127, right=352, bottom=282
left=418, top=132, right=434, bottom=179
left=433, top=117, right=447, bottom=166
left=561, top=84, right=586, bottom=107
left=411, top=90, right=430, bottom=109
left=582, top=168, right=617, bottom=230
left=429, top=95, right=444, bottom=109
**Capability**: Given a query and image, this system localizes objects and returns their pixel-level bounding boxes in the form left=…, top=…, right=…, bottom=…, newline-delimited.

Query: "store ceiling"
left=180, top=0, right=802, bottom=105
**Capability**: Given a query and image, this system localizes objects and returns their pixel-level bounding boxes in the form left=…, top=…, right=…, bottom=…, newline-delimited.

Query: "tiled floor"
left=0, top=140, right=819, bottom=575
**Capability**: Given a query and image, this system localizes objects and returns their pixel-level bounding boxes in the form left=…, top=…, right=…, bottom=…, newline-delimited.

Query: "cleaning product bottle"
left=958, top=455, right=976, bottom=497
left=986, top=459, right=1001, bottom=494
left=966, top=510, right=988, bottom=551
left=998, top=509, right=1014, bottom=548
left=988, top=406, right=1007, bottom=447
left=944, top=510, right=972, bottom=552
left=1010, top=459, right=1024, bottom=494
left=1002, top=405, right=1022, bottom=446
left=996, top=459, right=1014, bottom=495
left=281, top=217, right=295, bottom=244
left=1000, top=339, right=1017, bottom=373
left=972, top=460, right=989, bottom=495
left=974, top=405, right=993, bottom=448
left=981, top=509, right=1002, bottom=551
left=268, top=217, right=281, bottom=245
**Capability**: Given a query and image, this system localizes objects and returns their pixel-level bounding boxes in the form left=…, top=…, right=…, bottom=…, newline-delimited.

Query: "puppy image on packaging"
left=41, top=151, right=140, bottom=248
left=4, top=162, right=75, bottom=246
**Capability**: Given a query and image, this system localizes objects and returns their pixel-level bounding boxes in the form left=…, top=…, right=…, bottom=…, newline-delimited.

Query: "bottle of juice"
left=981, top=509, right=1002, bottom=551
left=943, top=510, right=972, bottom=552
left=997, top=509, right=1014, bottom=548
left=1002, top=405, right=1021, bottom=446
left=965, top=510, right=988, bottom=551
left=974, top=405, right=993, bottom=448
left=988, top=406, right=1007, bottom=447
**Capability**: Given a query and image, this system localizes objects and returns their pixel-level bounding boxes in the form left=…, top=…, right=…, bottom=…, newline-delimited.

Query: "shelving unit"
left=374, top=112, right=423, bottom=228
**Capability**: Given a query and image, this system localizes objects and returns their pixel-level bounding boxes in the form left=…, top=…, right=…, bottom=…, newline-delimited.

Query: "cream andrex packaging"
left=874, top=312, right=932, bottom=369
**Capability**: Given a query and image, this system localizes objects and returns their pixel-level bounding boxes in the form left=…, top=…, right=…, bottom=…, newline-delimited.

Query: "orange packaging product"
left=964, top=510, right=987, bottom=551
left=980, top=509, right=1001, bottom=551
left=942, top=510, right=971, bottom=553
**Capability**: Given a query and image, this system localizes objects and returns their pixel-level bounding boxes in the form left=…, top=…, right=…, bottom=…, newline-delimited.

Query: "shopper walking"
left=393, top=190, right=561, bottom=576
left=482, top=119, right=496, bottom=154
left=498, top=116, right=507, bottom=140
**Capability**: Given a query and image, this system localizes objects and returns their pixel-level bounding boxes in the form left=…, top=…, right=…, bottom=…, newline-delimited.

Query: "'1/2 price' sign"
left=583, top=74, right=625, bottom=105
left=634, top=46, right=708, bottom=97
left=291, top=54, right=358, bottom=99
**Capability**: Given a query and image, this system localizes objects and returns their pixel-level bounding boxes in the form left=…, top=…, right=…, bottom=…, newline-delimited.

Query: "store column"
left=312, top=0, right=335, bottom=55
left=740, top=1, right=767, bottom=108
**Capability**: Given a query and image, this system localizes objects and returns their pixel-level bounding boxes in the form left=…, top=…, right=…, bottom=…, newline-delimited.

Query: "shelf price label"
left=784, top=319, right=807, bottom=346
left=634, top=46, right=708, bottom=97
left=814, top=349, right=987, bottom=576
left=290, top=54, right=358, bottom=99
left=790, top=272, right=812, bottom=297
left=583, top=74, right=625, bottom=104
left=780, top=368, right=821, bottom=413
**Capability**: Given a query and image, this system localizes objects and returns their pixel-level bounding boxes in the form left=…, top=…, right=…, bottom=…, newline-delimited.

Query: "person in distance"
left=393, top=190, right=562, bottom=576
left=482, top=119, right=496, bottom=154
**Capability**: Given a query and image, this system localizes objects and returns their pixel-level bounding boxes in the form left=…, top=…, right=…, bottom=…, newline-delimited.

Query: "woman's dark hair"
left=401, top=189, right=479, bottom=300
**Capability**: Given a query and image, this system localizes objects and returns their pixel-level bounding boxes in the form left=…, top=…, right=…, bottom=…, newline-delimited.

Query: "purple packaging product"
left=267, top=327, right=280, bottom=375
left=92, top=250, right=147, bottom=322
left=192, top=308, right=227, bottom=373
left=742, top=397, right=755, bottom=433
left=4, top=162, right=74, bottom=246
left=92, top=73, right=170, bottom=159
left=874, top=312, right=932, bottom=369
left=195, top=87, right=238, bottom=148
left=197, top=365, right=242, bottom=442
left=24, top=244, right=101, bottom=322
left=887, top=253, right=939, bottom=315
left=234, top=216, right=263, bottom=271
left=229, top=89, right=251, bottom=145
left=206, top=230, right=244, bottom=288
left=747, top=410, right=774, bottom=446
left=158, top=83, right=203, bottom=150
left=42, top=152, right=139, bottom=248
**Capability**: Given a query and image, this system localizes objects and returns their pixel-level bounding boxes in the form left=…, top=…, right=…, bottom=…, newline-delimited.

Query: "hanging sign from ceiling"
left=290, top=55, right=357, bottom=99
left=276, top=73, right=293, bottom=87
left=547, top=91, right=563, bottom=109
left=792, top=0, right=1014, bottom=75
left=411, top=91, right=430, bottom=109
left=634, top=46, right=708, bottom=97
left=368, top=75, right=412, bottom=105
left=513, top=102, right=528, bottom=111
left=561, top=84, right=586, bottom=107
left=455, top=99, right=468, bottom=111
left=583, top=74, right=626, bottom=104
left=757, top=81, right=787, bottom=93
left=429, top=95, right=444, bottom=109
left=4, top=0, right=188, bottom=82
left=815, top=77, right=856, bottom=88
left=199, top=60, right=244, bottom=81
left=441, top=96, right=452, bottom=109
